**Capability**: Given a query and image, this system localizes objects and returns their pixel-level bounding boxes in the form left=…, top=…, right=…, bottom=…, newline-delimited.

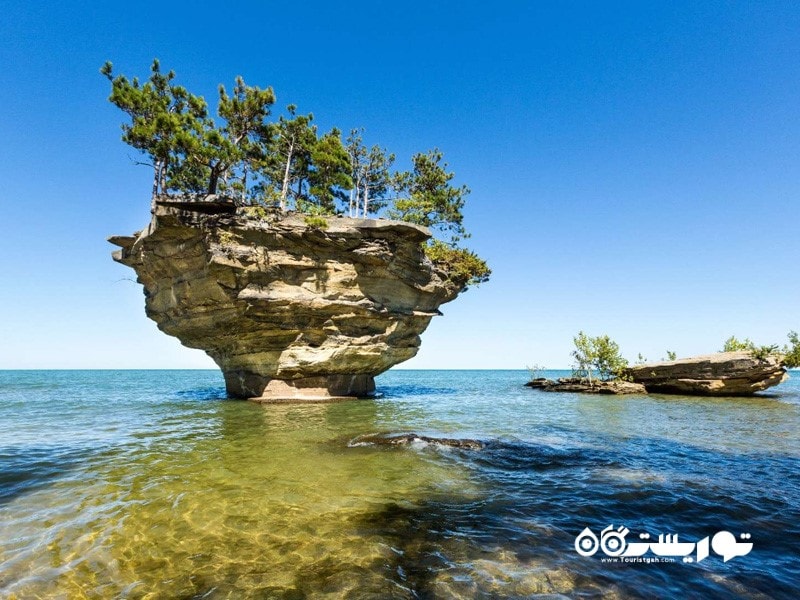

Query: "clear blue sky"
left=1, top=1, right=798, bottom=369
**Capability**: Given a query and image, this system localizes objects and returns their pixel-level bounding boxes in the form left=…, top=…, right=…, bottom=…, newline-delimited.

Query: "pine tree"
left=101, top=59, right=202, bottom=209
left=258, top=105, right=317, bottom=210
left=217, top=77, right=275, bottom=203
left=345, top=129, right=367, bottom=217
left=389, top=149, right=469, bottom=244
left=307, top=129, right=352, bottom=214
left=361, top=145, right=395, bottom=217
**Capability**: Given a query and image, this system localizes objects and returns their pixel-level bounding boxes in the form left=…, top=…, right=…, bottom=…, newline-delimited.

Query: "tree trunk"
left=280, top=138, right=294, bottom=211
left=151, top=159, right=161, bottom=211
left=363, top=185, right=369, bottom=218
left=208, top=166, right=219, bottom=196
left=160, top=158, right=168, bottom=199
left=349, top=187, right=355, bottom=218
left=241, top=165, right=248, bottom=206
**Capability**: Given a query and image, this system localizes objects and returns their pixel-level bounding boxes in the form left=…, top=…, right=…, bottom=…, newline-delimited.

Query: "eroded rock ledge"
left=625, top=351, right=788, bottom=396
left=110, top=201, right=465, bottom=401
left=525, top=378, right=646, bottom=395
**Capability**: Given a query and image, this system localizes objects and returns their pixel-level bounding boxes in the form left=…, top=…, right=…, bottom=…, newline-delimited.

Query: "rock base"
left=223, top=372, right=376, bottom=402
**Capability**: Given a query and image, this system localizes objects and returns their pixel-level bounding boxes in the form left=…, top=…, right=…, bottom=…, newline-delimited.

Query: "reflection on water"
left=0, top=370, right=798, bottom=598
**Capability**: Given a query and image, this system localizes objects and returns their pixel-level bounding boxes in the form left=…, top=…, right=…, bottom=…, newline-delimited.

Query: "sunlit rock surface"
left=525, top=378, right=646, bottom=395
left=109, top=200, right=465, bottom=400
left=626, top=351, right=788, bottom=396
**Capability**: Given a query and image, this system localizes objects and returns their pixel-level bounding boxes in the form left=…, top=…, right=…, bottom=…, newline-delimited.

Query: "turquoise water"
left=0, top=370, right=798, bottom=599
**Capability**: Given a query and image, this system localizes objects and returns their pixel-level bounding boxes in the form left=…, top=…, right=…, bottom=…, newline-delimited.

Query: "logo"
left=574, top=525, right=753, bottom=564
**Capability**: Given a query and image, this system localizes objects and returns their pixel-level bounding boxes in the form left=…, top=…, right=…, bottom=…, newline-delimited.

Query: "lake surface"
left=0, top=369, right=798, bottom=599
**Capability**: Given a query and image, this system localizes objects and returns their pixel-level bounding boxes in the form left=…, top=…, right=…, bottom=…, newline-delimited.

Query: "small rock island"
left=102, top=61, right=489, bottom=402
left=111, top=201, right=471, bottom=401
left=527, top=351, right=789, bottom=397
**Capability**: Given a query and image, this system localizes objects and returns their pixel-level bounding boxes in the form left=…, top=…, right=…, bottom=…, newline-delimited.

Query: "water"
left=0, top=370, right=798, bottom=599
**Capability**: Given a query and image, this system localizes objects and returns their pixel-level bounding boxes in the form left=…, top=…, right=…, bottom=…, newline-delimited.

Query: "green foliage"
left=101, top=59, right=206, bottom=204
left=665, top=350, right=677, bottom=361
left=572, top=331, right=595, bottom=381
left=303, top=215, right=329, bottom=229
left=722, top=336, right=756, bottom=352
left=571, top=332, right=628, bottom=382
left=306, top=129, right=353, bottom=214
left=257, top=105, right=318, bottom=210
left=242, top=205, right=272, bottom=221
left=217, top=230, right=236, bottom=245
left=635, top=353, right=648, bottom=365
left=423, top=240, right=491, bottom=288
left=721, top=335, right=783, bottom=362
left=783, top=331, right=800, bottom=368
left=751, top=344, right=779, bottom=361
left=388, top=150, right=469, bottom=244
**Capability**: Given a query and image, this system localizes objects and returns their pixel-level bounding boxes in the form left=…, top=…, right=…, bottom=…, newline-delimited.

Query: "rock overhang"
left=110, top=201, right=465, bottom=401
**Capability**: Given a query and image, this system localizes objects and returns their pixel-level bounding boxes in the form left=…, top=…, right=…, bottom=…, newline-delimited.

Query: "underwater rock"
left=348, top=432, right=485, bottom=450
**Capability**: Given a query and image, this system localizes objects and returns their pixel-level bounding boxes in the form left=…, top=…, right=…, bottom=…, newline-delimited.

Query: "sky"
left=1, top=0, right=798, bottom=369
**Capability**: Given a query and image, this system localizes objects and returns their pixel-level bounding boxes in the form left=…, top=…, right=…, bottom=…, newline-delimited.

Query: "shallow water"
left=0, top=369, right=798, bottom=599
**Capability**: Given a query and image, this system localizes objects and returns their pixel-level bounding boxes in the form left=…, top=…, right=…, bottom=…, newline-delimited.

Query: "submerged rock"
left=625, top=351, right=788, bottom=396
left=525, top=378, right=646, bottom=395
left=348, top=432, right=485, bottom=450
left=110, top=201, right=466, bottom=401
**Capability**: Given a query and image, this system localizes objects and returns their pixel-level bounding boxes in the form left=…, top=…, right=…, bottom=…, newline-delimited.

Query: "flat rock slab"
left=525, top=378, right=646, bottom=395
left=626, top=351, right=788, bottom=396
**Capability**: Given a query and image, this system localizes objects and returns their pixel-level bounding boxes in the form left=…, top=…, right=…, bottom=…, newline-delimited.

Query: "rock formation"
left=525, top=378, right=646, bottom=395
left=348, top=432, right=485, bottom=450
left=625, top=351, right=788, bottom=395
left=109, top=200, right=466, bottom=401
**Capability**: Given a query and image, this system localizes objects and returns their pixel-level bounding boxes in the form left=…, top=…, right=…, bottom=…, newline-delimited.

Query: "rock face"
left=525, top=378, right=646, bottom=395
left=626, top=351, right=788, bottom=396
left=109, top=201, right=465, bottom=400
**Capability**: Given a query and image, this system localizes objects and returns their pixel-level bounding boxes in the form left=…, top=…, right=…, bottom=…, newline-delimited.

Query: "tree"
left=101, top=59, right=202, bottom=209
left=572, top=331, right=596, bottom=383
left=571, top=332, right=628, bottom=382
left=722, top=336, right=755, bottom=352
left=783, top=331, right=800, bottom=368
left=258, top=105, right=317, bottom=210
left=389, top=149, right=469, bottom=244
left=343, top=130, right=395, bottom=218
left=217, top=77, right=276, bottom=203
left=423, top=239, right=491, bottom=288
left=345, top=129, right=367, bottom=217
left=361, top=145, right=395, bottom=217
left=306, top=129, right=352, bottom=214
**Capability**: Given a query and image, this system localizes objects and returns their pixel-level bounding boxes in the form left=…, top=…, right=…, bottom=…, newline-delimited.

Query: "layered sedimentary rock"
left=109, top=201, right=465, bottom=400
left=525, top=378, right=646, bottom=395
left=626, top=351, right=788, bottom=396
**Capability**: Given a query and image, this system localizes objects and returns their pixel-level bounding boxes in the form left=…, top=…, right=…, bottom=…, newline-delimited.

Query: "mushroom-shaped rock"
left=110, top=202, right=466, bottom=401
